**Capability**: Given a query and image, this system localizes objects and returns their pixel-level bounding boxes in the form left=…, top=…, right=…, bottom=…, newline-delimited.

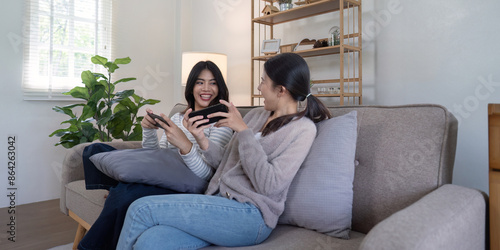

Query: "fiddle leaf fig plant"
left=49, top=55, right=160, bottom=148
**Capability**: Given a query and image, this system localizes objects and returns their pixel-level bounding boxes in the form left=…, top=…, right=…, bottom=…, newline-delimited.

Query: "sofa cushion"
left=278, top=111, right=357, bottom=239
left=90, top=148, right=208, bottom=193
left=65, top=180, right=106, bottom=225
left=202, top=225, right=366, bottom=250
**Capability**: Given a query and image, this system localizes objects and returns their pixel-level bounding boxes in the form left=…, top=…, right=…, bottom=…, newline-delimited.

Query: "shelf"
left=250, top=0, right=362, bottom=106
left=253, top=0, right=361, bottom=25
left=252, top=44, right=360, bottom=61
left=311, top=78, right=361, bottom=84
left=252, top=93, right=361, bottom=98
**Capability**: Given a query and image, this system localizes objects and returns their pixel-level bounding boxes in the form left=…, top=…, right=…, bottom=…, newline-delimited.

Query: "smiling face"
left=258, top=70, right=281, bottom=111
left=192, top=69, right=219, bottom=111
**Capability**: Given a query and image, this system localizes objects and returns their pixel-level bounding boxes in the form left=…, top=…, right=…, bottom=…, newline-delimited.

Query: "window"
left=23, top=0, right=112, bottom=100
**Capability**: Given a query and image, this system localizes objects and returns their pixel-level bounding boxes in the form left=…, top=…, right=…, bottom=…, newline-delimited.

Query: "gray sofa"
left=60, top=104, right=487, bottom=249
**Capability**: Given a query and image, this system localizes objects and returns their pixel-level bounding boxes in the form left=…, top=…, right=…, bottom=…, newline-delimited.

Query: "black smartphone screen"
left=188, top=103, right=228, bottom=126
left=148, top=113, right=169, bottom=127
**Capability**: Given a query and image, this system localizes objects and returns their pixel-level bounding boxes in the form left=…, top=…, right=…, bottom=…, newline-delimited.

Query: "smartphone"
left=148, top=113, right=169, bottom=127
left=188, top=103, right=228, bottom=126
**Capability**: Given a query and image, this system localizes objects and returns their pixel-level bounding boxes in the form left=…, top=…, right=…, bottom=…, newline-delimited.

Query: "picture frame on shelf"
left=262, top=39, right=281, bottom=55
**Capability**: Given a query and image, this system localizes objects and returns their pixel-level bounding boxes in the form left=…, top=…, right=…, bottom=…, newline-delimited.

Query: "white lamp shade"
left=181, top=52, right=227, bottom=86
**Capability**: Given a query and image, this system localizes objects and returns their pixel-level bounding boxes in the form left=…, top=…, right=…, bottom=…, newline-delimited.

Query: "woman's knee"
left=134, top=225, right=209, bottom=250
left=127, top=196, right=149, bottom=214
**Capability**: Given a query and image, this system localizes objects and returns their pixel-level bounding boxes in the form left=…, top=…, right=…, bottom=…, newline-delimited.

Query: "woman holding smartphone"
left=78, top=61, right=232, bottom=250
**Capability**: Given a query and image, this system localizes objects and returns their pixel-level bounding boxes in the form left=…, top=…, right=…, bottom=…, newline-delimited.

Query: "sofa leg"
left=68, top=210, right=91, bottom=250
left=72, top=224, right=87, bottom=250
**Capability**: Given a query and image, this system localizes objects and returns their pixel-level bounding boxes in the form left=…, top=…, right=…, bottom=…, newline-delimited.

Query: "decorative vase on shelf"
left=329, top=26, right=340, bottom=46
left=279, top=0, right=293, bottom=11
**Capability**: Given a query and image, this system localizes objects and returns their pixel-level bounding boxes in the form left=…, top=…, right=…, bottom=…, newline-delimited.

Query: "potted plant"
left=49, top=55, right=160, bottom=148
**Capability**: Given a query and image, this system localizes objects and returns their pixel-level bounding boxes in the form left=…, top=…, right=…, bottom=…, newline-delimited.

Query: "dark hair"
left=262, top=53, right=331, bottom=136
left=184, top=61, right=229, bottom=112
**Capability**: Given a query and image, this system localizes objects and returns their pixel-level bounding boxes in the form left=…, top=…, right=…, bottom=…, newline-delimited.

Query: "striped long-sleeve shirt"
left=142, top=112, right=233, bottom=181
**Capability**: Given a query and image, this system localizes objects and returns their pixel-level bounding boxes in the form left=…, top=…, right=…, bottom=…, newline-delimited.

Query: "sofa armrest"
left=359, top=184, right=487, bottom=250
left=59, top=141, right=142, bottom=215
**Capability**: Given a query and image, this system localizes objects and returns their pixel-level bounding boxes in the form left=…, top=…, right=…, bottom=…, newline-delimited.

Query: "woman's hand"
left=212, top=100, right=248, bottom=132
left=183, top=109, right=211, bottom=151
left=141, top=108, right=159, bottom=129
left=154, top=113, right=193, bottom=155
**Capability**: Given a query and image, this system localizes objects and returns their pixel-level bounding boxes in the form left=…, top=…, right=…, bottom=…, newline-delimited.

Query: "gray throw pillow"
left=90, top=148, right=208, bottom=193
left=278, top=111, right=357, bottom=239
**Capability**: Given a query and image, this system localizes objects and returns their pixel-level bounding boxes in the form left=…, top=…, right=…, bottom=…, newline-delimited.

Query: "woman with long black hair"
left=78, top=61, right=232, bottom=250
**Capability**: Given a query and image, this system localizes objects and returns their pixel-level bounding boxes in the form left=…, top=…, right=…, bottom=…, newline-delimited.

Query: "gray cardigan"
left=203, top=107, right=317, bottom=228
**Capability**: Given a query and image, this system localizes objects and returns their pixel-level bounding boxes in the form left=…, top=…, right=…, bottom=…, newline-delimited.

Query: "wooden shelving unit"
left=489, top=103, right=500, bottom=250
left=251, top=0, right=362, bottom=106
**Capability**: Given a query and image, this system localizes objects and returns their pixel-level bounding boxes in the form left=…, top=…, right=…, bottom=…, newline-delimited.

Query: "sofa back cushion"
left=278, top=111, right=358, bottom=239
left=329, top=104, right=457, bottom=233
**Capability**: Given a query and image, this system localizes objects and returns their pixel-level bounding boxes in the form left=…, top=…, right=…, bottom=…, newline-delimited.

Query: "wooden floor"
left=0, top=199, right=77, bottom=250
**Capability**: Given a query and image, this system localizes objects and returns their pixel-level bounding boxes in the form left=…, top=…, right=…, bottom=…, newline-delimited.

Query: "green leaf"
left=97, top=131, right=110, bottom=142
left=105, top=62, right=119, bottom=73
left=79, top=137, right=89, bottom=144
left=113, top=77, right=136, bottom=85
left=118, top=97, right=135, bottom=110
left=81, top=70, right=97, bottom=88
left=125, top=125, right=143, bottom=141
left=113, top=102, right=128, bottom=113
left=98, top=79, right=114, bottom=93
left=115, top=90, right=135, bottom=98
left=109, top=110, right=132, bottom=134
left=81, top=123, right=98, bottom=141
left=91, top=55, right=108, bottom=66
left=89, top=87, right=106, bottom=104
left=139, top=98, right=161, bottom=107
left=61, top=117, right=78, bottom=126
left=60, top=103, right=86, bottom=109
left=93, top=72, right=108, bottom=81
left=97, top=100, right=106, bottom=112
left=114, top=57, right=131, bottom=65
left=52, top=106, right=76, bottom=117
left=49, top=128, right=71, bottom=137
left=81, top=105, right=97, bottom=121
left=132, top=94, right=142, bottom=103
left=110, top=90, right=134, bottom=105
left=97, top=108, right=113, bottom=126
left=64, top=86, right=90, bottom=100
left=59, top=140, right=78, bottom=149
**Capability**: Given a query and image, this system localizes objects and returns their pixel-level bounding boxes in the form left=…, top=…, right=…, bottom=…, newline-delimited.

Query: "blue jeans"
left=117, top=194, right=273, bottom=250
left=82, top=143, right=119, bottom=190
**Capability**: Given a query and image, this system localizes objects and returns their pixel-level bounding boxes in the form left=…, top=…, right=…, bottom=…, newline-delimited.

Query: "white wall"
left=373, top=0, right=500, bottom=193
left=187, top=0, right=252, bottom=106
left=112, top=0, right=178, bottom=114
left=0, top=0, right=67, bottom=207
left=0, top=0, right=180, bottom=208
left=1, top=0, right=496, bottom=208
